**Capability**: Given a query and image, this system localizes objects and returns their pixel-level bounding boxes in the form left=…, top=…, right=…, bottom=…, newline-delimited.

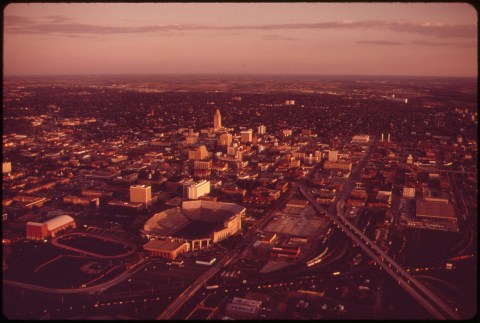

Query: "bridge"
left=299, top=138, right=461, bottom=320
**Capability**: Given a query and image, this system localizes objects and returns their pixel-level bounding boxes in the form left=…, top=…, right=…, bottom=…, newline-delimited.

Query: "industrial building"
left=26, top=215, right=76, bottom=240
left=415, top=199, right=457, bottom=223
left=269, top=245, right=301, bottom=260
left=225, top=297, right=262, bottom=319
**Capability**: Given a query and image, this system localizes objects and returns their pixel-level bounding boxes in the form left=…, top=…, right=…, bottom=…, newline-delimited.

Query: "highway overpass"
left=300, top=184, right=461, bottom=320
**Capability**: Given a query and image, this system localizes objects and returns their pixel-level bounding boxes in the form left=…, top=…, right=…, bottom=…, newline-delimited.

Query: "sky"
left=3, top=3, right=478, bottom=77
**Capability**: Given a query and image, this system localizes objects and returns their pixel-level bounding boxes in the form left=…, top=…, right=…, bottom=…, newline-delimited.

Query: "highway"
left=299, top=139, right=461, bottom=320
left=156, top=182, right=293, bottom=320
left=155, top=251, right=235, bottom=320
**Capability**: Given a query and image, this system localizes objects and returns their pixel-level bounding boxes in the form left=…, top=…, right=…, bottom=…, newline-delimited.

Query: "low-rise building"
left=143, top=239, right=189, bottom=259
left=225, top=297, right=262, bottom=320
left=26, top=215, right=76, bottom=240
left=415, top=199, right=457, bottom=223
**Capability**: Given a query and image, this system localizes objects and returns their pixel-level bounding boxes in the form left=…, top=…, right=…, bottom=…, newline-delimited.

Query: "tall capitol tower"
left=214, top=109, right=222, bottom=130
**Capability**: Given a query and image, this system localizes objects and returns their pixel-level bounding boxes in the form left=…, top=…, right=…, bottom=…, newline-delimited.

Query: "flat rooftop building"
left=143, top=239, right=189, bottom=259
left=415, top=199, right=457, bottom=223
left=351, top=134, right=370, bottom=145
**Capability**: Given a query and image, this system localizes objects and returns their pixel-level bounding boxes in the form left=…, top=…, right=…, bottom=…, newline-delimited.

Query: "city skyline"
left=4, top=2, right=477, bottom=77
left=3, top=73, right=477, bottom=319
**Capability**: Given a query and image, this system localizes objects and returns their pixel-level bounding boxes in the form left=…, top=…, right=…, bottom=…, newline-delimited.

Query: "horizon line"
left=4, top=72, right=477, bottom=79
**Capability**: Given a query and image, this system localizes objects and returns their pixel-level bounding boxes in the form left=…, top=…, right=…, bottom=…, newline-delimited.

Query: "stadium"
left=142, top=200, right=245, bottom=251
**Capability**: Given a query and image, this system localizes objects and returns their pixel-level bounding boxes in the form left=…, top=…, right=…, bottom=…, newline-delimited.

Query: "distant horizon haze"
left=4, top=3, right=477, bottom=77
left=3, top=72, right=477, bottom=79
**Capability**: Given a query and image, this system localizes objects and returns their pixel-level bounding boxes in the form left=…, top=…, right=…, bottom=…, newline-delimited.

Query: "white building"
left=26, top=215, right=76, bottom=240
left=257, top=125, right=266, bottom=134
left=130, top=185, right=152, bottom=205
left=183, top=180, right=210, bottom=199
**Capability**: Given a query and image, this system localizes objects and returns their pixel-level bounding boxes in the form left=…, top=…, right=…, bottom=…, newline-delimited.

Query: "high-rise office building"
left=188, top=145, right=209, bottom=161
left=194, top=160, right=212, bottom=170
left=240, top=129, right=253, bottom=143
left=257, top=125, right=266, bottom=134
left=130, top=185, right=152, bottom=205
left=214, top=109, right=222, bottom=130
left=218, top=133, right=232, bottom=147
left=328, top=150, right=338, bottom=162
left=183, top=180, right=211, bottom=199
left=227, top=145, right=237, bottom=156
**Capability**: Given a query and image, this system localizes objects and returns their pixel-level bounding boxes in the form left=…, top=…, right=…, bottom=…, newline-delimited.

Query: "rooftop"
left=143, top=239, right=186, bottom=251
left=416, top=199, right=456, bottom=219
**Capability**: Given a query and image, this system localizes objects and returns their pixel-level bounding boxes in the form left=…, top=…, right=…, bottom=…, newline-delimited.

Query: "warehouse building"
left=415, top=199, right=457, bottom=223
left=225, top=297, right=262, bottom=319
left=26, top=215, right=76, bottom=240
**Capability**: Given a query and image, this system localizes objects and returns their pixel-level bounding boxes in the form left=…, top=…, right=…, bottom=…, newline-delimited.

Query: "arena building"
left=26, top=215, right=76, bottom=240
left=143, top=200, right=245, bottom=251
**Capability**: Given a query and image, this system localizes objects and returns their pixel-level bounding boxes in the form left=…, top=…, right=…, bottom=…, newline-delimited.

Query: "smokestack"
left=388, top=133, right=391, bottom=142
left=381, top=133, right=384, bottom=142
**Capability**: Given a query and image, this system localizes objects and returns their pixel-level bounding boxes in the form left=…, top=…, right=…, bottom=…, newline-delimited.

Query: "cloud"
left=262, top=34, right=300, bottom=41
left=43, top=15, right=76, bottom=23
left=4, top=15, right=476, bottom=39
left=358, top=39, right=476, bottom=48
left=412, top=40, right=476, bottom=47
left=386, top=21, right=476, bottom=38
left=357, top=40, right=403, bottom=45
left=4, top=15, right=36, bottom=25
